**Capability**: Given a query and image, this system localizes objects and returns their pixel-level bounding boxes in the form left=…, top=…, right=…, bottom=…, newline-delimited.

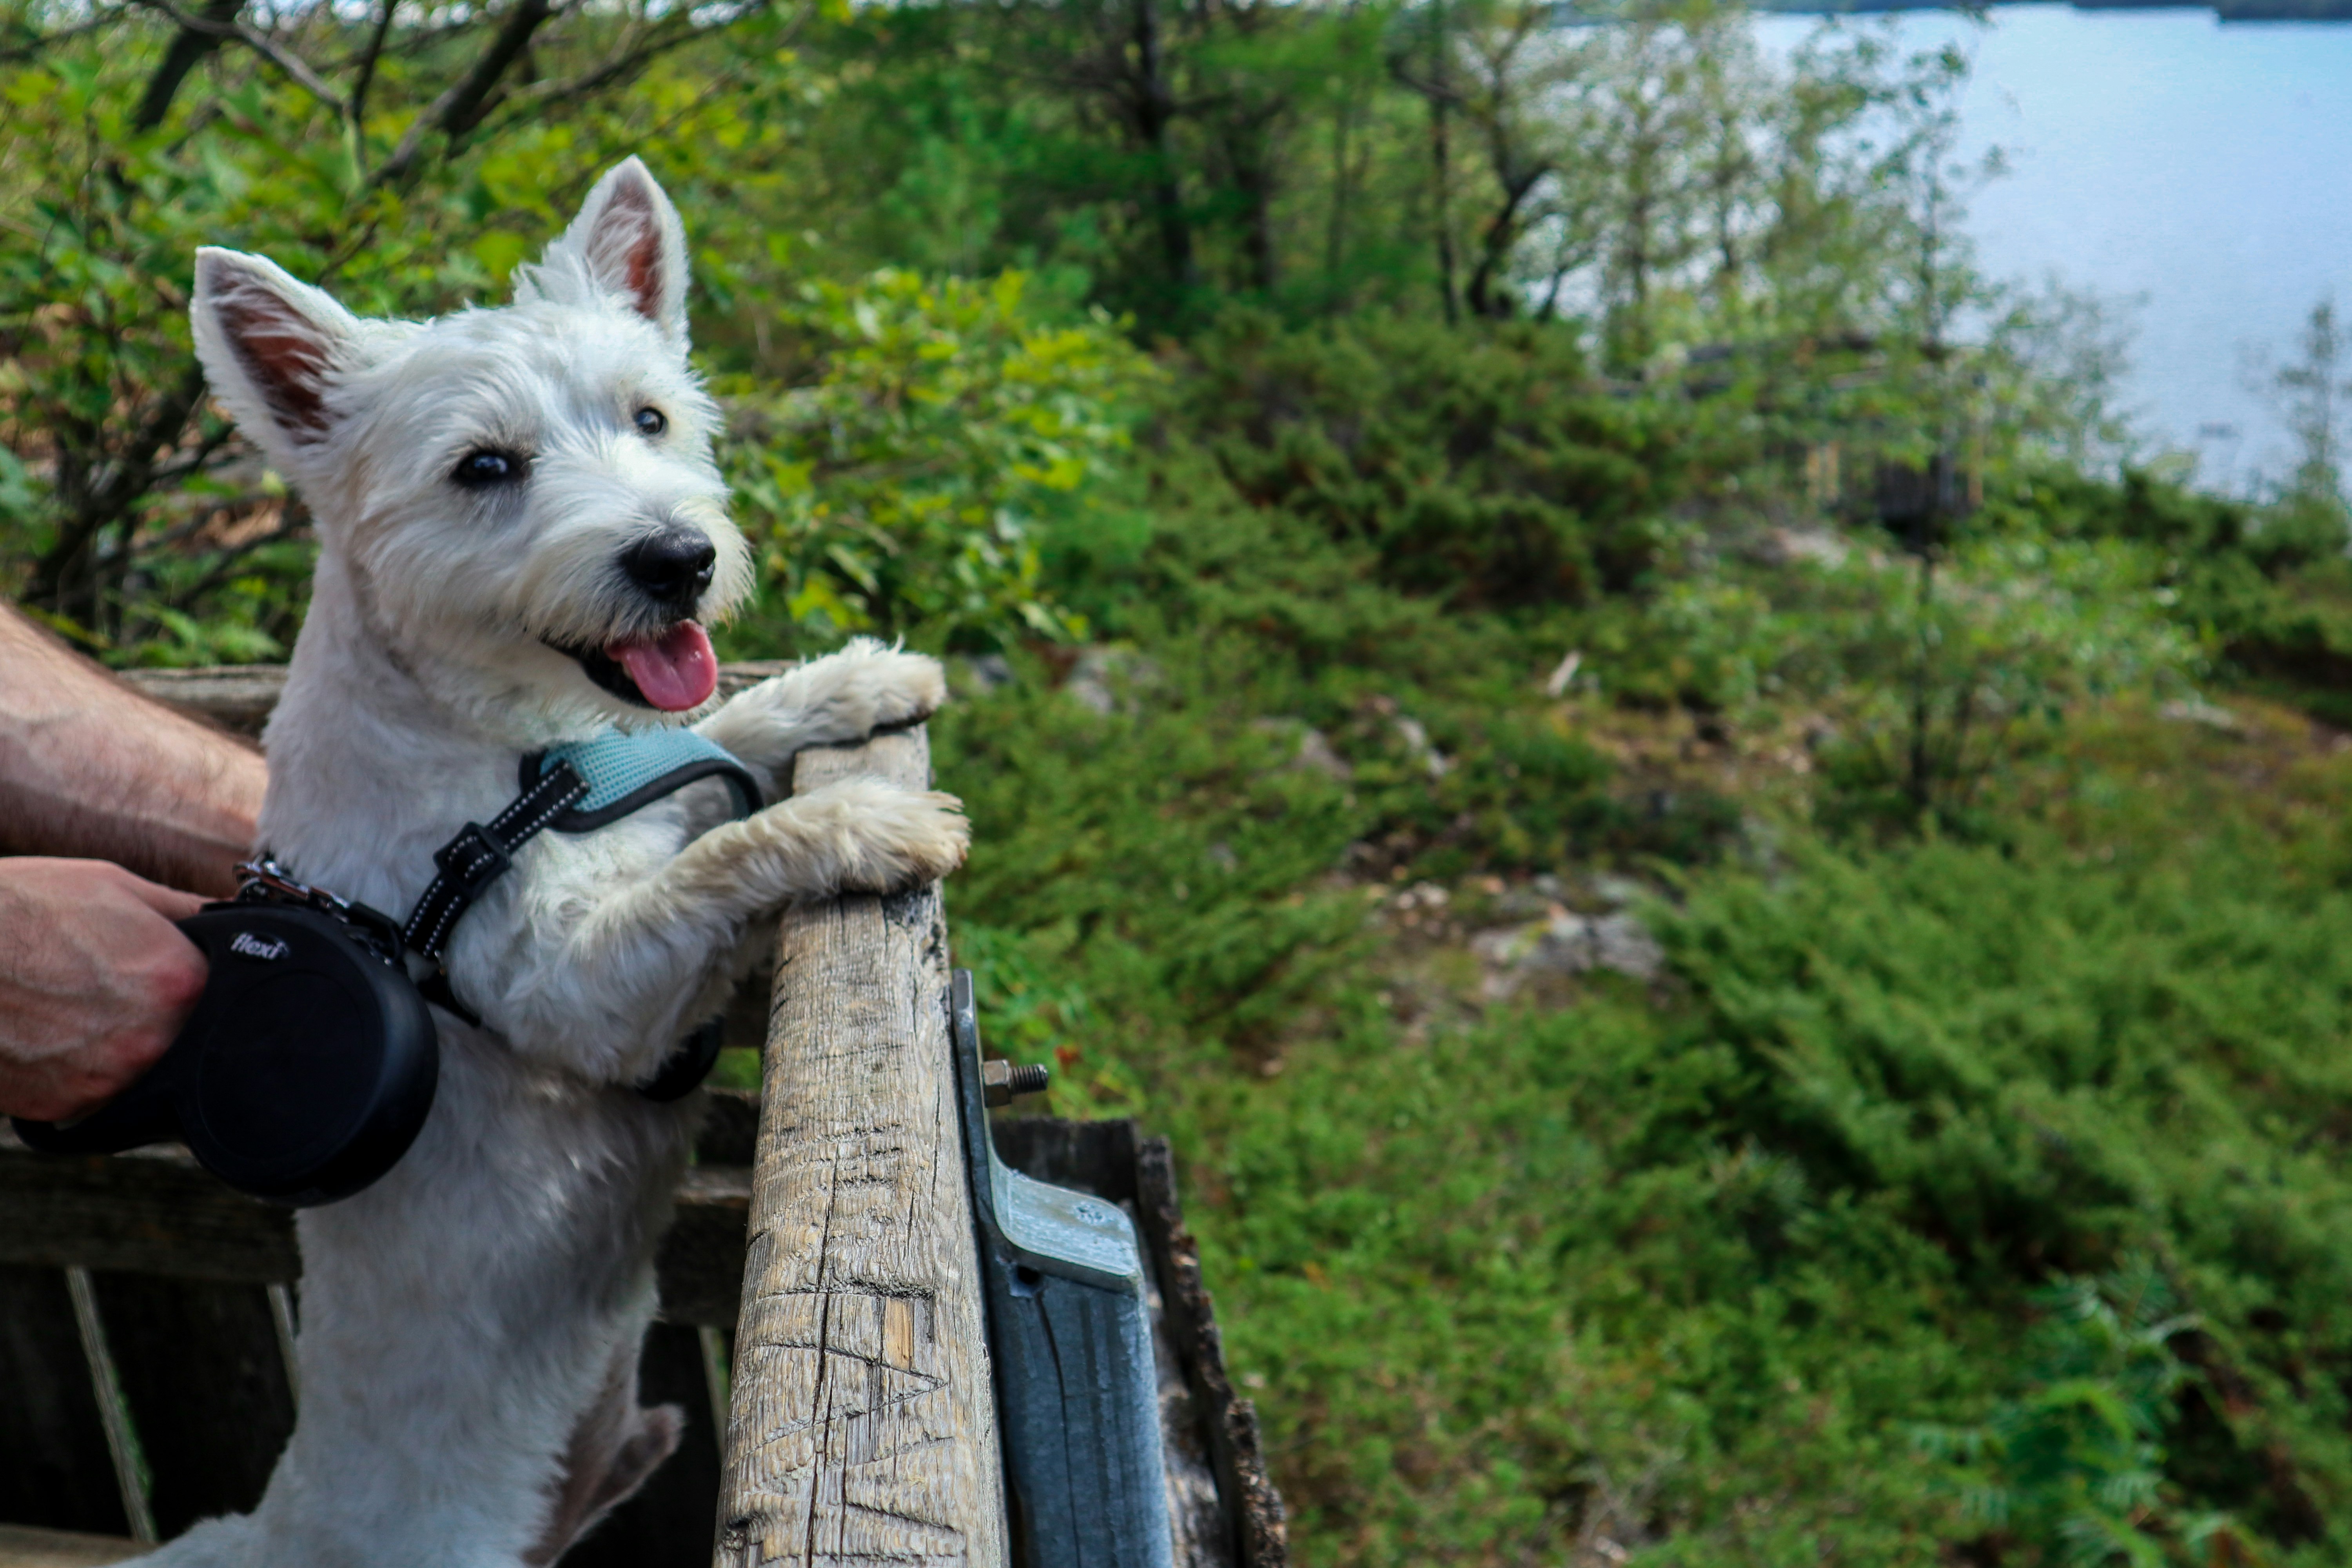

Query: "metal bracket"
left=951, top=969, right=1174, bottom=1568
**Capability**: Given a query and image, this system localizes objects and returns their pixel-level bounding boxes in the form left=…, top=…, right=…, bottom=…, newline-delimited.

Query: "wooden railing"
left=715, top=724, right=1005, bottom=1566
left=0, top=665, right=1284, bottom=1568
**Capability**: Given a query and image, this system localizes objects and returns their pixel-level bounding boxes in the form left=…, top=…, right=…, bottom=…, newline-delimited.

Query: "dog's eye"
left=453, top=449, right=525, bottom=489
left=633, top=407, right=668, bottom=439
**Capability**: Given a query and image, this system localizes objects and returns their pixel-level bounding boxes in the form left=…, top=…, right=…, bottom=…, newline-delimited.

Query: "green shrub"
left=2024, top=465, right=2352, bottom=727
left=718, top=269, right=1152, bottom=655
left=1167, top=311, right=1697, bottom=610
left=1661, top=831, right=2352, bottom=1559
left=1911, top=1259, right=2258, bottom=1568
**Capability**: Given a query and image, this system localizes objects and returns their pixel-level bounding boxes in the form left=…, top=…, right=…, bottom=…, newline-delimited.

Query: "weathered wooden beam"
left=656, top=1166, right=756, bottom=1330
left=0, top=1143, right=298, bottom=1285
left=715, top=727, right=1006, bottom=1568
left=0, top=1120, right=754, bottom=1329
left=115, top=663, right=795, bottom=738
left=0, top=1523, right=147, bottom=1565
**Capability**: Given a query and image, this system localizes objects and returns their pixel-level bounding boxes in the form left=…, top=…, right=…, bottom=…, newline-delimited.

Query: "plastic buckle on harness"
left=432, top=822, right=513, bottom=903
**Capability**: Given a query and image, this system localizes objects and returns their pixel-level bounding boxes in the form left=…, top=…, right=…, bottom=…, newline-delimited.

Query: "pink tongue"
left=611, top=621, right=717, bottom=711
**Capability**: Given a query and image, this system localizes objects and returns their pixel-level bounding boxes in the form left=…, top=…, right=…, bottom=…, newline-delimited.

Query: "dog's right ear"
left=191, top=248, right=360, bottom=465
left=534, top=158, right=690, bottom=344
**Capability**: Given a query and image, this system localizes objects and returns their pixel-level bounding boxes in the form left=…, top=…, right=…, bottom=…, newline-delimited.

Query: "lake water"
left=1754, top=5, right=2352, bottom=490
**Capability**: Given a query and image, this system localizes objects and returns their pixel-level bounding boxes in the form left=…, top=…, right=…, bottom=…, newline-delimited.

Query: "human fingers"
left=114, top=865, right=208, bottom=923
left=0, top=860, right=208, bottom=1120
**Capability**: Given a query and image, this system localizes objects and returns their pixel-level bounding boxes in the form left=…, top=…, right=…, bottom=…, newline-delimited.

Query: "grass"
left=920, top=625, right=2352, bottom=1567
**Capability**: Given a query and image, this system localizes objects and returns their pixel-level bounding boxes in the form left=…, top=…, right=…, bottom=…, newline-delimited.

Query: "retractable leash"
left=13, top=869, right=437, bottom=1207
left=12, top=728, right=761, bottom=1207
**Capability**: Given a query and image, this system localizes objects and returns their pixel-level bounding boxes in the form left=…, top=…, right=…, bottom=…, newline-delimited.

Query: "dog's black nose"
left=622, top=528, right=716, bottom=607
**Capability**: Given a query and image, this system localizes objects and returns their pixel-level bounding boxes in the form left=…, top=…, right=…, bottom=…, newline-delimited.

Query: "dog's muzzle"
left=543, top=527, right=720, bottom=708
left=622, top=527, right=715, bottom=609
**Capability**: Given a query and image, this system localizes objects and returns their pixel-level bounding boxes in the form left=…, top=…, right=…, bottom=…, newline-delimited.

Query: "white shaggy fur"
left=153, top=159, right=968, bottom=1567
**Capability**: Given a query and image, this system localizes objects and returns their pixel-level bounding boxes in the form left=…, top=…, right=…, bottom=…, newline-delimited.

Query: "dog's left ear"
left=191, top=247, right=363, bottom=469
left=546, top=158, right=690, bottom=343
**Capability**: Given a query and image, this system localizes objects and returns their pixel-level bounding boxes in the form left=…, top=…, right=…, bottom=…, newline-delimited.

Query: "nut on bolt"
left=982, top=1058, right=1051, bottom=1107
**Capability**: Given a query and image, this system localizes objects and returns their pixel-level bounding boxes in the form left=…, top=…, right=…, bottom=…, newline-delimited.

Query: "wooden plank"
left=0, top=1268, right=127, bottom=1538
left=697, top=1087, right=764, bottom=1167
left=109, top=666, right=286, bottom=738
left=0, top=1142, right=300, bottom=1285
left=0, top=1524, right=147, bottom=1566
left=61, top=1268, right=152, bottom=1544
left=1129, top=1139, right=1287, bottom=1568
left=83, top=1276, right=295, bottom=1539
left=116, top=662, right=798, bottom=739
left=714, top=727, right=1006, bottom=1568
left=0, top=1135, right=751, bottom=1328
left=655, top=1166, right=755, bottom=1328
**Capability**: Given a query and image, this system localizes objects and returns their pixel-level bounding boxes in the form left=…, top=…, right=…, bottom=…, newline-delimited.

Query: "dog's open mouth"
left=548, top=621, right=718, bottom=712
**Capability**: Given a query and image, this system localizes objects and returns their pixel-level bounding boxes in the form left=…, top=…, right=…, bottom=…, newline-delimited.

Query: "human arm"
left=0, top=603, right=267, bottom=1118
left=0, top=858, right=207, bottom=1121
left=0, top=603, right=266, bottom=897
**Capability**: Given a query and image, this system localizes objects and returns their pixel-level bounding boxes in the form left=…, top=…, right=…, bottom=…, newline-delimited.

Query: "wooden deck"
left=0, top=1111, right=1281, bottom=1567
left=0, top=1526, right=146, bottom=1566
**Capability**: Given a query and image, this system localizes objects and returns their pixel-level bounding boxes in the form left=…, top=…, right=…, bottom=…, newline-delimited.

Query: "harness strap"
left=401, top=761, right=592, bottom=965
left=530, top=727, right=760, bottom=832
left=398, top=729, right=761, bottom=1098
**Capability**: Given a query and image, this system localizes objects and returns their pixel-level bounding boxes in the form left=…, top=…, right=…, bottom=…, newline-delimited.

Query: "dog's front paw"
left=703, top=639, right=950, bottom=777
left=815, top=637, right=950, bottom=733
left=831, top=780, right=971, bottom=895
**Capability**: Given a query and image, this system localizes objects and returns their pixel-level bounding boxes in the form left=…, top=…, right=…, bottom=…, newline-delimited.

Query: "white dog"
left=154, top=158, right=969, bottom=1567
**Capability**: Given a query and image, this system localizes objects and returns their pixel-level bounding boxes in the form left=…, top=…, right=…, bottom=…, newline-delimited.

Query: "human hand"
left=0, top=858, right=207, bottom=1122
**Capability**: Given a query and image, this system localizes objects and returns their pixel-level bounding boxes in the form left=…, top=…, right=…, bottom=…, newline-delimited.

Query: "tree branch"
left=0, top=8, right=128, bottom=67
left=130, top=0, right=241, bottom=130
left=486, top=2, right=760, bottom=120
left=27, top=363, right=210, bottom=615
left=160, top=501, right=309, bottom=610
left=371, top=0, right=555, bottom=189
left=145, top=425, right=240, bottom=499
left=128, top=0, right=348, bottom=121
left=346, top=0, right=399, bottom=161
left=95, top=362, right=213, bottom=523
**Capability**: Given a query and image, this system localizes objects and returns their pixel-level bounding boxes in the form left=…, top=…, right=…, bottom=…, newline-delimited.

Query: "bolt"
left=982, top=1059, right=1051, bottom=1107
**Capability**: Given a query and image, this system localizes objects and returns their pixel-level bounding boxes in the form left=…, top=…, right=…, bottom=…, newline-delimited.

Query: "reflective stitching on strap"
left=397, top=730, right=754, bottom=1097
left=401, top=764, right=587, bottom=963
left=490, top=775, right=580, bottom=841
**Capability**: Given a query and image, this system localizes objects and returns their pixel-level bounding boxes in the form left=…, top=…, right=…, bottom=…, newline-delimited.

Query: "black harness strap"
left=396, top=748, right=754, bottom=1099
left=401, top=762, right=590, bottom=967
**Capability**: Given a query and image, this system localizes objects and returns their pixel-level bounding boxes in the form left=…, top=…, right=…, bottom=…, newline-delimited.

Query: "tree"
left=2274, top=297, right=2350, bottom=511
left=0, top=0, right=788, bottom=657
left=1447, top=0, right=1591, bottom=321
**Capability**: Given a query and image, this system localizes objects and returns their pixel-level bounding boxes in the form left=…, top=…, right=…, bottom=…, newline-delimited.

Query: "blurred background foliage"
left=7, top=0, right=2352, bottom=1560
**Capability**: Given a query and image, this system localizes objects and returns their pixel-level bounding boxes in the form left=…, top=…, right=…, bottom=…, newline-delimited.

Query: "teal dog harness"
left=399, top=725, right=762, bottom=1099
left=534, top=725, right=761, bottom=830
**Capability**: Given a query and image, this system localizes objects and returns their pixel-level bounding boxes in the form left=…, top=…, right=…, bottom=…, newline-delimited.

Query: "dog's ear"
left=191, top=248, right=361, bottom=462
left=542, top=158, right=689, bottom=343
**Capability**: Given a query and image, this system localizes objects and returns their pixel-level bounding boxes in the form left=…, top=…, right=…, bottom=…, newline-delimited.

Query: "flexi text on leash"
left=11, top=726, right=762, bottom=1206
